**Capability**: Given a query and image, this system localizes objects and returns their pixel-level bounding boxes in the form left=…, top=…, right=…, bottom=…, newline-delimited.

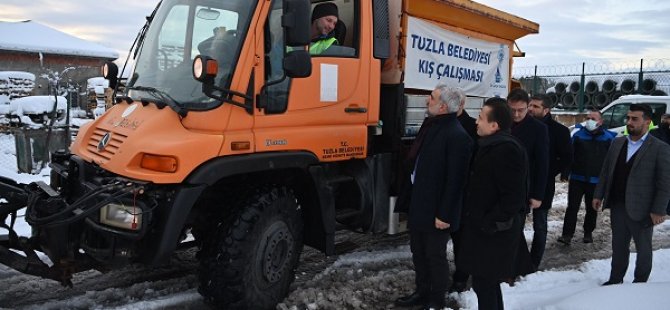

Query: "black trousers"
left=472, top=275, right=504, bottom=310
left=410, top=229, right=450, bottom=303
left=562, top=179, right=598, bottom=237
left=450, top=229, right=469, bottom=283
left=530, top=177, right=555, bottom=269
left=609, top=202, right=654, bottom=283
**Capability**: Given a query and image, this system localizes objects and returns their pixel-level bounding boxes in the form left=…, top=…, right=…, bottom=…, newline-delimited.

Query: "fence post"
left=533, top=65, right=538, bottom=95
left=13, top=128, right=33, bottom=173
left=638, top=58, right=644, bottom=94
left=578, top=62, right=586, bottom=112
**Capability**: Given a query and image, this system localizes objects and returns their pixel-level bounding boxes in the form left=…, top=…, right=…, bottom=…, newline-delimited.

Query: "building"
left=0, top=20, right=118, bottom=109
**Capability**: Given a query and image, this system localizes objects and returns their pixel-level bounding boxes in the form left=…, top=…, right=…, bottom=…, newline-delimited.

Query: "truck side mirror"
left=284, top=50, right=311, bottom=78
left=282, top=0, right=311, bottom=46
left=102, top=62, right=119, bottom=89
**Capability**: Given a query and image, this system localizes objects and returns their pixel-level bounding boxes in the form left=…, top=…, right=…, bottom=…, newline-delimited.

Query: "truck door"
left=255, top=0, right=373, bottom=161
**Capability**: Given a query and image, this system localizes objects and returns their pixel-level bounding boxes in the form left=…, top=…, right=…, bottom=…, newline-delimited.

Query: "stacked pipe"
left=620, top=79, right=636, bottom=94
left=601, top=79, right=619, bottom=108
left=545, top=77, right=668, bottom=112
left=554, top=82, right=568, bottom=108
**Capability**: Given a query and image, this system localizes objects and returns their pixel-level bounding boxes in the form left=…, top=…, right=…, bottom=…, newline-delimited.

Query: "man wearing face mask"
left=558, top=111, right=616, bottom=244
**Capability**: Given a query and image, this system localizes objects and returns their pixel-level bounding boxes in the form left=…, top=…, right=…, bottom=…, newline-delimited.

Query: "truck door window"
left=310, top=0, right=358, bottom=57
left=604, top=103, right=630, bottom=129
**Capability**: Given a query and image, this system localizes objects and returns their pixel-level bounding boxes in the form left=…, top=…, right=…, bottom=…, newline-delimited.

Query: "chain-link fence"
left=0, top=127, right=17, bottom=173
left=514, top=58, right=670, bottom=111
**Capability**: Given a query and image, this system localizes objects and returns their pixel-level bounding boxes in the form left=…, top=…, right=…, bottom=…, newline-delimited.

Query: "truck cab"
left=0, top=1, right=538, bottom=308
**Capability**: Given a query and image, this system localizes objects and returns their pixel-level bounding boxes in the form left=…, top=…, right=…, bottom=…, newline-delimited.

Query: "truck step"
left=325, top=175, right=354, bottom=185
left=334, top=240, right=359, bottom=254
left=335, top=208, right=362, bottom=221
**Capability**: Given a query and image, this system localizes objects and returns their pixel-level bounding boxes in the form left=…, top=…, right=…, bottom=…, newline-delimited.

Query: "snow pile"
left=454, top=243, right=670, bottom=310
left=9, top=96, right=67, bottom=115
left=87, top=77, right=110, bottom=89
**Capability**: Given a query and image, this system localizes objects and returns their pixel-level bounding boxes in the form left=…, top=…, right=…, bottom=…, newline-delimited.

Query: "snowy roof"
left=0, top=20, right=118, bottom=60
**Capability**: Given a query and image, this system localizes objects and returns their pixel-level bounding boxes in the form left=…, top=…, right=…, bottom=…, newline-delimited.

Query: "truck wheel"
left=198, top=186, right=303, bottom=309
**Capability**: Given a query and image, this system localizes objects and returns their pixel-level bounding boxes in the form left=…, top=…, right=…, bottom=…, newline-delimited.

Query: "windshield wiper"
left=127, top=86, right=188, bottom=117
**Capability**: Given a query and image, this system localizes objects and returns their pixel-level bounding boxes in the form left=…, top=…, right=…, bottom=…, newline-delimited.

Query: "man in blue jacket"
left=559, top=111, right=616, bottom=244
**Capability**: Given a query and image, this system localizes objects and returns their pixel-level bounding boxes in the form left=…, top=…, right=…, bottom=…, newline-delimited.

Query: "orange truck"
left=0, top=0, right=537, bottom=308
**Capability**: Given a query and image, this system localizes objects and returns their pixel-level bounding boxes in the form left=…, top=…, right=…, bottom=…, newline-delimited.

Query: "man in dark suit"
left=528, top=94, right=572, bottom=269
left=650, top=113, right=669, bottom=145
left=650, top=113, right=670, bottom=215
left=506, top=88, right=549, bottom=276
left=449, top=87, right=478, bottom=293
left=593, top=104, right=670, bottom=285
left=395, top=84, right=472, bottom=309
left=459, top=97, right=528, bottom=310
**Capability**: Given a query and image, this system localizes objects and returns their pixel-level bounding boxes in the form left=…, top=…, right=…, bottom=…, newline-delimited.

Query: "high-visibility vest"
left=309, top=37, right=338, bottom=55
left=623, top=121, right=656, bottom=136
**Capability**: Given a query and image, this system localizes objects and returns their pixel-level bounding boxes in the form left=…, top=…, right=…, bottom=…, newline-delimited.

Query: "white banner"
left=404, top=16, right=510, bottom=98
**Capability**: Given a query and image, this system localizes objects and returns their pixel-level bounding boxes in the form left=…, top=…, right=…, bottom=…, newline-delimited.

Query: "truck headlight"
left=100, top=203, right=142, bottom=230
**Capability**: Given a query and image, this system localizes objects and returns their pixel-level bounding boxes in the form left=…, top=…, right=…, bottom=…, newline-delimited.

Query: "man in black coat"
left=527, top=94, right=573, bottom=269
left=395, top=84, right=473, bottom=309
left=651, top=113, right=670, bottom=145
left=506, top=88, right=549, bottom=276
left=459, top=97, right=529, bottom=310
left=449, top=88, right=478, bottom=293
left=650, top=113, right=670, bottom=215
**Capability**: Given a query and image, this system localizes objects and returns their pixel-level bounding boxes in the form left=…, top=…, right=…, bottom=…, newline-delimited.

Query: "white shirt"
left=626, top=132, right=649, bottom=162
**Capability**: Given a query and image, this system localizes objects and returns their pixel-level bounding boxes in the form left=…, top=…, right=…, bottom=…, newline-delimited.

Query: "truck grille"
left=86, top=128, right=127, bottom=162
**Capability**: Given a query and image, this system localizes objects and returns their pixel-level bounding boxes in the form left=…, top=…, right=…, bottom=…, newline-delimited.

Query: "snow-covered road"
left=3, top=182, right=670, bottom=309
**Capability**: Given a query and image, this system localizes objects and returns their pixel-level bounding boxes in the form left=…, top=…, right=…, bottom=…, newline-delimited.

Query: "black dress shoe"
left=395, top=292, right=428, bottom=307
left=602, top=280, right=623, bottom=286
left=448, top=281, right=467, bottom=293
left=583, top=233, right=593, bottom=243
left=426, top=299, right=446, bottom=309
left=633, top=279, right=647, bottom=283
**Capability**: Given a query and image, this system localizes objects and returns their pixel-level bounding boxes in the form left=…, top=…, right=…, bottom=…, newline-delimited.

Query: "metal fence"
left=514, top=58, right=670, bottom=111
left=0, top=126, right=70, bottom=175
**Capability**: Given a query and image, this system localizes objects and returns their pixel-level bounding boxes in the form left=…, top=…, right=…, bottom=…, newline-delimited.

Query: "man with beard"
left=527, top=94, right=572, bottom=268
left=394, top=84, right=472, bottom=309
left=309, top=3, right=339, bottom=55
left=594, top=104, right=670, bottom=285
left=459, top=97, right=528, bottom=310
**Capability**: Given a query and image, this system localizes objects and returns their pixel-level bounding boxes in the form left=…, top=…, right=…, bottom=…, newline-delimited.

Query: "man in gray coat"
left=593, top=104, right=670, bottom=285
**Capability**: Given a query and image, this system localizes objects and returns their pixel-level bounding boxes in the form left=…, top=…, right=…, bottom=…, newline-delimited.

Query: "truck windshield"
left=128, top=0, right=256, bottom=110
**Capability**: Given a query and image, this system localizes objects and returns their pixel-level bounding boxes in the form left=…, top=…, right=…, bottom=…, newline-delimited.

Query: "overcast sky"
left=2, top=0, right=669, bottom=73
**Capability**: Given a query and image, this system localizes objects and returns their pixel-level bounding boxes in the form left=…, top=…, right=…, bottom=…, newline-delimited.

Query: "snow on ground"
left=3, top=165, right=670, bottom=309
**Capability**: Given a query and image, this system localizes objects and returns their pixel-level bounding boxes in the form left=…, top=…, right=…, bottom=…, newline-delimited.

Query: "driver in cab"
left=309, top=2, right=339, bottom=55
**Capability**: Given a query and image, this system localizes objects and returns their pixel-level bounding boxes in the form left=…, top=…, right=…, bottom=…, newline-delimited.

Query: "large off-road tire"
left=198, top=186, right=303, bottom=309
